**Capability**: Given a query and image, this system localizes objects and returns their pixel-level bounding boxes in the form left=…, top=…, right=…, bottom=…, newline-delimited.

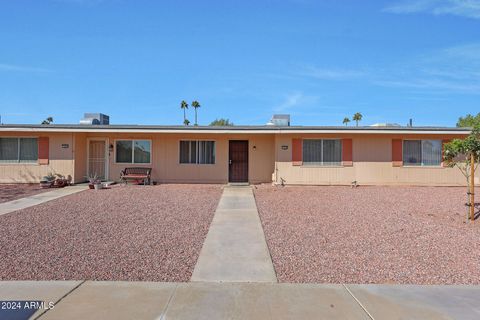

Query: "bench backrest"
left=123, top=167, right=152, bottom=175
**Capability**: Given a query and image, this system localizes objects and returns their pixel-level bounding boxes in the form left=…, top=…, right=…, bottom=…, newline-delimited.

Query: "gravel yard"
left=0, top=184, right=222, bottom=281
left=0, top=184, right=49, bottom=204
left=254, top=185, right=480, bottom=284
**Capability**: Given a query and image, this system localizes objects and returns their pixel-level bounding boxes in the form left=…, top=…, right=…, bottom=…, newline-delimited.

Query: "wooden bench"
left=120, top=167, right=152, bottom=185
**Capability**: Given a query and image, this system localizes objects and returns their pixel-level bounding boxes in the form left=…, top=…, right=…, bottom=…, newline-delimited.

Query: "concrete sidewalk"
left=191, top=186, right=277, bottom=282
left=0, top=281, right=479, bottom=320
left=0, top=185, right=87, bottom=216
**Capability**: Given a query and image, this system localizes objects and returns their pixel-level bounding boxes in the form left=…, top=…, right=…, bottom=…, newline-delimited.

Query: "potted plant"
left=53, top=173, right=68, bottom=188
left=40, top=173, right=55, bottom=188
left=93, top=181, right=102, bottom=190
left=86, top=173, right=102, bottom=190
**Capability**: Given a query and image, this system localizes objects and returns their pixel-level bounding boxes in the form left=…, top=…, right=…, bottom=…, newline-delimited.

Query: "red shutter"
left=441, top=139, right=450, bottom=167
left=392, top=139, right=402, bottom=167
left=38, top=137, right=49, bottom=165
left=342, top=138, right=353, bottom=166
left=292, top=139, right=303, bottom=166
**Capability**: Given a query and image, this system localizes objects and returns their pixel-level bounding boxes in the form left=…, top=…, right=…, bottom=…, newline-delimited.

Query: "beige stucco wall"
left=1, top=130, right=478, bottom=186
left=80, top=132, right=275, bottom=184
left=0, top=132, right=75, bottom=183
left=73, top=133, right=87, bottom=183
left=274, top=133, right=479, bottom=186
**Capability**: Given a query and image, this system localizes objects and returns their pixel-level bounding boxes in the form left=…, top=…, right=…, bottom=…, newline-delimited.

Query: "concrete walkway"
left=1, top=281, right=479, bottom=320
left=0, top=185, right=87, bottom=216
left=191, top=186, right=277, bottom=282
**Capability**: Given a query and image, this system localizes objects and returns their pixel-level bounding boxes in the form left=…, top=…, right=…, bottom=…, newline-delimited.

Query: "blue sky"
left=0, top=0, right=479, bottom=126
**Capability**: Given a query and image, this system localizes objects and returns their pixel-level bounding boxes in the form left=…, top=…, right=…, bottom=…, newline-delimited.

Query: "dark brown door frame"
left=228, top=140, right=249, bottom=183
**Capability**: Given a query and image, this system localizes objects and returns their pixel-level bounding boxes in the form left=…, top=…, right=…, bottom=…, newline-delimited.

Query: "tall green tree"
left=180, top=100, right=189, bottom=125
left=457, top=112, right=480, bottom=128
left=352, top=112, right=363, bottom=126
left=191, top=100, right=201, bottom=126
left=443, top=125, right=480, bottom=221
left=342, top=117, right=350, bottom=126
left=209, top=118, right=234, bottom=126
left=41, top=117, right=53, bottom=125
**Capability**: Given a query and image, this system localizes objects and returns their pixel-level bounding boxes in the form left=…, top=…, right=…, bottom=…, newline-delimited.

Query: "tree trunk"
left=471, top=154, right=475, bottom=221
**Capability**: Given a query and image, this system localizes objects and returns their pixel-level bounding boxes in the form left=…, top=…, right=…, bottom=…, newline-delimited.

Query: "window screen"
left=116, top=140, right=150, bottom=164
left=180, top=141, right=215, bottom=164
left=403, top=140, right=441, bottom=166
left=0, top=138, right=38, bottom=163
left=134, top=140, right=151, bottom=164
left=303, top=139, right=342, bottom=166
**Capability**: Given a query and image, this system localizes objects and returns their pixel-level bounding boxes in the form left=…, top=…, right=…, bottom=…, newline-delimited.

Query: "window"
left=0, top=138, right=38, bottom=163
left=403, top=140, right=442, bottom=166
left=303, top=139, right=342, bottom=166
left=179, top=140, right=215, bottom=164
left=115, top=140, right=151, bottom=164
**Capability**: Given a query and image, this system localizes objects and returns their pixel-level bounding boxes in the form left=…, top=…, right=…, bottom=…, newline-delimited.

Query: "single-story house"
left=0, top=116, right=478, bottom=186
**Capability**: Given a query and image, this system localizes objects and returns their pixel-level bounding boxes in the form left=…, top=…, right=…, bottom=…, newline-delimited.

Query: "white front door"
left=88, top=139, right=108, bottom=180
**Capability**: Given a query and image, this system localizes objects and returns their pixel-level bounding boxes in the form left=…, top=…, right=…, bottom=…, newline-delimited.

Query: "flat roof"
left=0, top=124, right=471, bottom=135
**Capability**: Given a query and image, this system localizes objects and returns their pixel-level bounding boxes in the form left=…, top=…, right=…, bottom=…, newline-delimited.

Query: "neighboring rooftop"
left=0, top=112, right=470, bottom=134
left=0, top=123, right=471, bottom=134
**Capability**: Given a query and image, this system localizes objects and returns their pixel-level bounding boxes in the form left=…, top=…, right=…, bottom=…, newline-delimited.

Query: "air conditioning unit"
left=79, top=113, right=110, bottom=125
left=267, top=114, right=290, bottom=126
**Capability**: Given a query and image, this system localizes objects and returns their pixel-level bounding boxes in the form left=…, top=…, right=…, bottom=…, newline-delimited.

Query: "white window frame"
left=302, top=138, right=343, bottom=167
left=114, top=139, right=152, bottom=165
left=402, top=139, right=442, bottom=167
left=179, top=140, right=216, bottom=165
left=0, top=137, right=39, bottom=164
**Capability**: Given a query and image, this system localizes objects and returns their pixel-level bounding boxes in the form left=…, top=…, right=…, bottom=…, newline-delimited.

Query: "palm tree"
left=191, top=100, right=201, bottom=126
left=342, top=117, right=350, bottom=126
left=183, top=119, right=190, bottom=126
left=41, top=117, right=53, bottom=125
left=180, top=100, right=189, bottom=124
left=353, top=112, right=363, bottom=126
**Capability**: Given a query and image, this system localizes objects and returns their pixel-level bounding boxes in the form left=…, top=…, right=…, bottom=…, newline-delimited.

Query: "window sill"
left=301, top=165, right=344, bottom=168
left=0, top=162, right=39, bottom=165
left=401, top=165, right=444, bottom=169
left=114, top=163, right=152, bottom=166
left=179, top=163, right=216, bottom=165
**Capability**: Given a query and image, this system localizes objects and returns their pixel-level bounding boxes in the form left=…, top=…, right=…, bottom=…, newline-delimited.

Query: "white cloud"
left=277, top=43, right=480, bottom=95
left=52, top=0, right=106, bottom=4
left=374, top=78, right=480, bottom=92
left=0, top=63, right=52, bottom=73
left=441, top=43, right=480, bottom=61
left=273, top=92, right=319, bottom=112
left=298, top=66, right=366, bottom=80
left=384, top=0, right=480, bottom=19
left=374, top=43, right=480, bottom=93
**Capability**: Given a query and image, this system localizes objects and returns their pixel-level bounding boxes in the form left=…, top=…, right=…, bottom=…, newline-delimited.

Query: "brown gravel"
left=0, top=184, right=222, bottom=281
left=0, top=184, right=49, bottom=204
left=254, top=185, right=480, bottom=284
